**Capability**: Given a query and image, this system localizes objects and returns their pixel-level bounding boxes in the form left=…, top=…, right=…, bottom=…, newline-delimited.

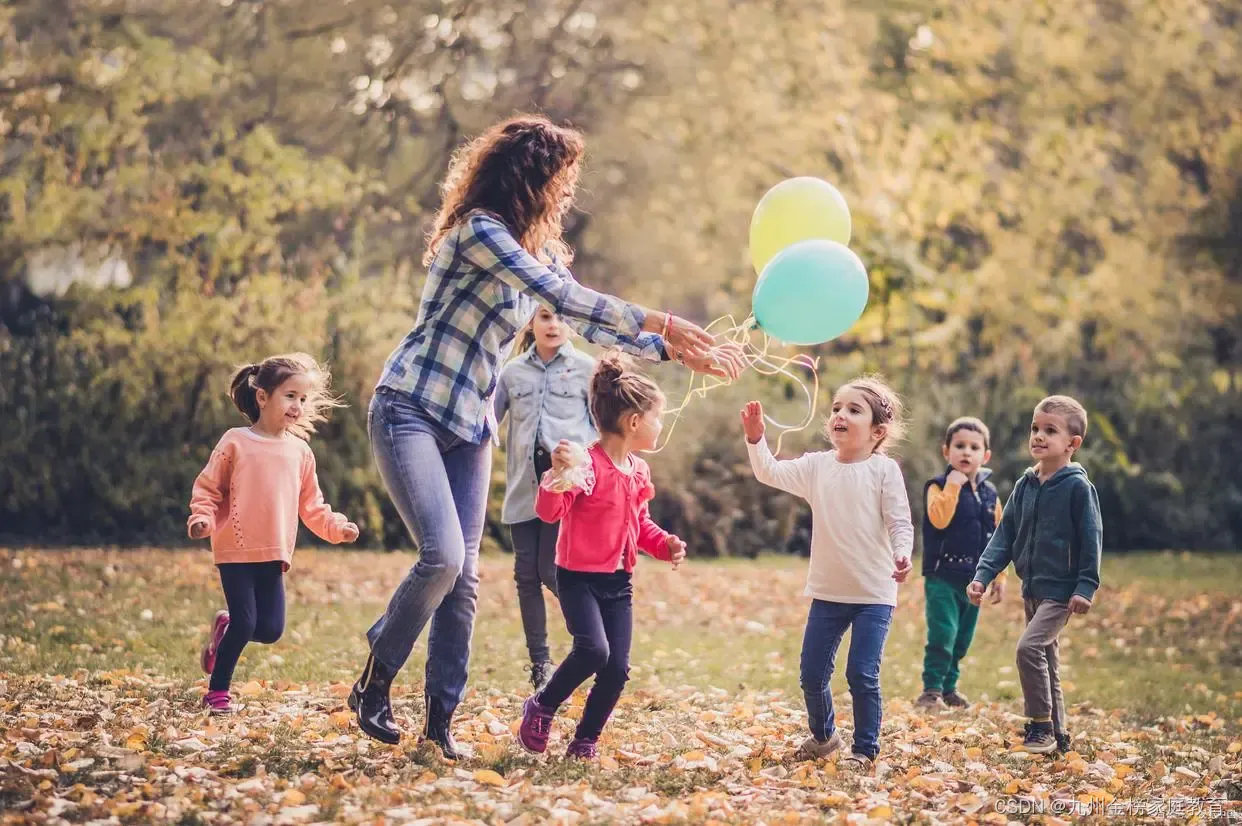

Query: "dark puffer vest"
left=921, top=467, right=999, bottom=582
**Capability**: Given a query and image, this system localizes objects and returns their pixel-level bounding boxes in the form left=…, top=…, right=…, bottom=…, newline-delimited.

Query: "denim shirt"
left=495, top=341, right=597, bottom=524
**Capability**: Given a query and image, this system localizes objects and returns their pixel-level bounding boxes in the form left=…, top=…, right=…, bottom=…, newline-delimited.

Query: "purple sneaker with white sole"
left=518, top=695, right=555, bottom=753
left=200, top=610, right=230, bottom=675
left=565, top=737, right=598, bottom=760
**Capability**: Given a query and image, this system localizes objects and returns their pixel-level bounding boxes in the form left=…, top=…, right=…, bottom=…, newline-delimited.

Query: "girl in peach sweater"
left=188, top=353, right=359, bottom=714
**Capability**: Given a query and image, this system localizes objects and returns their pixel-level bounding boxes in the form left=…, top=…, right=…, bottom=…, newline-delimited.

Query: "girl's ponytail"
left=588, top=349, right=664, bottom=435
left=229, top=364, right=263, bottom=423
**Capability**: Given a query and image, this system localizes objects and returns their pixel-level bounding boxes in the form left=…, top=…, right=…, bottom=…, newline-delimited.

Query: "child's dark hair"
left=228, top=353, right=342, bottom=440
left=829, top=375, right=906, bottom=454
left=945, top=416, right=991, bottom=450
left=589, top=350, right=665, bottom=435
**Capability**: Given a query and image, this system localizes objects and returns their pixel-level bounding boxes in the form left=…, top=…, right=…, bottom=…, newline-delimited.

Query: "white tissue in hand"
left=546, top=442, right=591, bottom=493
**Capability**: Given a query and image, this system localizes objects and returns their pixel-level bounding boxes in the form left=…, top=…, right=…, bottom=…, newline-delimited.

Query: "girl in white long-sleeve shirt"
left=741, top=376, right=914, bottom=772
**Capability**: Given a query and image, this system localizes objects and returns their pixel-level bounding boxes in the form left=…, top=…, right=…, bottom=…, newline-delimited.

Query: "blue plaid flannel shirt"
left=376, top=211, right=668, bottom=443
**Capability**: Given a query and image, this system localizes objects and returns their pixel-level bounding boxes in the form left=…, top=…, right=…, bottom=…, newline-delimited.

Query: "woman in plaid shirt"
left=350, top=115, right=745, bottom=753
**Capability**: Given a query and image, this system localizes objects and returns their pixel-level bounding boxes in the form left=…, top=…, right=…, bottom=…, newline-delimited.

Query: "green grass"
left=1, top=548, right=1239, bottom=726
left=2, top=548, right=1240, bottom=825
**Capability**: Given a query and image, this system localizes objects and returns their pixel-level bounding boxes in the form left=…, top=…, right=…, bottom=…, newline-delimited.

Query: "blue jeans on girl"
left=800, top=600, right=894, bottom=759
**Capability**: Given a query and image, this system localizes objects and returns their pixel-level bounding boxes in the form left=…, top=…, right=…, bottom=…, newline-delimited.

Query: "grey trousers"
left=510, top=518, right=560, bottom=664
left=1018, top=597, right=1070, bottom=731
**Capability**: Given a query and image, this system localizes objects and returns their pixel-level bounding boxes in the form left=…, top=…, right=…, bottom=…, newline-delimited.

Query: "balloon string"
left=650, top=314, right=820, bottom=456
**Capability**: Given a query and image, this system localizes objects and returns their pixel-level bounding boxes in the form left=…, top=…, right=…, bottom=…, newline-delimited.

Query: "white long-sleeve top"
left=747, top=438, right=914, bottom=606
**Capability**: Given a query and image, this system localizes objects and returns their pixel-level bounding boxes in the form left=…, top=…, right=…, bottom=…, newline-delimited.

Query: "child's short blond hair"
left=1034, top=395, right=1088, bottom=439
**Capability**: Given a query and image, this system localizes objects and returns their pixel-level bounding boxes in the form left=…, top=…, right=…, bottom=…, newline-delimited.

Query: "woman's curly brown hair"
left=423, top=115, right=586, bottom=267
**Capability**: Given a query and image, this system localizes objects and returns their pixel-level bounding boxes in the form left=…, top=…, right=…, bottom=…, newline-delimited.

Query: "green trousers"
left=922, top=574, right=980, bottom=694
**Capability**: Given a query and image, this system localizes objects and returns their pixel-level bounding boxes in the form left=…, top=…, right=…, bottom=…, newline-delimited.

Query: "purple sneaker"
left=202, top=690, right=235, bottom=715
left=566, top=737, right=598, bottom=760
left=518, top=695, right=555, bottom=753
left=200, top=610, right=230, bottom=675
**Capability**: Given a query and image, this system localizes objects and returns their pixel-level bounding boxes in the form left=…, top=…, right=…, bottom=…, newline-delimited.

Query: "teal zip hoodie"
left=973, top=463, right=1102, bottom=603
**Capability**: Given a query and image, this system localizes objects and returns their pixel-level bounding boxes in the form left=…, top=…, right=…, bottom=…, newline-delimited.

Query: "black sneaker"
left=943, top=690, right=971, bottom=709
left=529, top=660, right=554, bottom=691
left=1021, top=721, right=1057, bottom=754
left=1055, top=731, right=1072, bottom=754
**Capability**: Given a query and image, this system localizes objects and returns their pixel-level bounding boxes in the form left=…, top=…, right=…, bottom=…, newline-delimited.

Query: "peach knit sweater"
left=188, top=428, right=349, bottom=568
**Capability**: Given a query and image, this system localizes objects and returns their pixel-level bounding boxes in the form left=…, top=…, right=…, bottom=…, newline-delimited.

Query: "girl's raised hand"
left=740, top=401, right=766, bottom=444
left=343, top=522, right=360, bottom=543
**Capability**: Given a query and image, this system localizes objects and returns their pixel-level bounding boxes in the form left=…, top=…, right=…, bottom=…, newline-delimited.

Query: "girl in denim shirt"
left=494, top=307, right=596, bottom=689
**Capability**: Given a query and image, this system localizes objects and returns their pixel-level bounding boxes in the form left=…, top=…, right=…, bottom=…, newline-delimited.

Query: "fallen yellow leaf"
left=237, top=681, right=263, bottom=696
left=682, top=749, right=707, bottom=761
left=473, top=769, right=506, bottom=787
left=965, top=747, right=983, bottom=759
left=868, top=805, right=894, bottom=818
left=125, top=733, right=146, bottom=750
left=1228, top=742, right=1242, bottom=754
left=282, top=790, right=306, bottom=806
left=476, top=743, right=506, bottom=763
left=330, top=711, right=352, bottom=729
left=600, top=754, right=619, bottom=771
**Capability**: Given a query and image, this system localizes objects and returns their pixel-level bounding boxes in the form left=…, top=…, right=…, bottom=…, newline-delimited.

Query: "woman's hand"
left=681, top=341, right=747, bottom=381
left=660, top=314, right=715, bottom=362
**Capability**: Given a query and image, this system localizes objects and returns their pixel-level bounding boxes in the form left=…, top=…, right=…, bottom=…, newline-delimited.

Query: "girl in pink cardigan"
left=517, top=351, right=686, bottom=759
left=188, top=353, right=359, bottom=714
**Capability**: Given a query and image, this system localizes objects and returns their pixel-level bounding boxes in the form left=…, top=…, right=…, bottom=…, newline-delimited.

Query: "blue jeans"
left=365, top=388, right=491, bottom=715
left=800, top=600, right=894, bottom=759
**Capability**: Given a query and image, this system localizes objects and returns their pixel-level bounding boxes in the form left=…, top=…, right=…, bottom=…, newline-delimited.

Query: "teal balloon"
left=751, top=240, right=869, bottom=345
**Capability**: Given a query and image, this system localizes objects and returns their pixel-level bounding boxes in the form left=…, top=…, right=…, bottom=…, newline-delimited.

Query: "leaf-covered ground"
left=2, top=549, right=1240, bottom=824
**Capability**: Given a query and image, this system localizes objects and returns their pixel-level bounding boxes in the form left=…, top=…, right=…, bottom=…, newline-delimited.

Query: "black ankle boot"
left=349, top=654, right=400, bottom=745
left=422, top=696, right=460, bottom=760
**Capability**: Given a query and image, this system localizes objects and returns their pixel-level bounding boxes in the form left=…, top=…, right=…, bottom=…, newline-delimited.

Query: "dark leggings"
left=210, top=561, right=286, bottom=691
left=536, top=567, right=632, bottom=741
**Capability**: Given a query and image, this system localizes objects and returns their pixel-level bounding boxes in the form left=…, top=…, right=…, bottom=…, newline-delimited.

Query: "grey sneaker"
left=943, top=690, right=970, bottom=709
left=795, top=730, right=843, bottom=760
left=529, top=660, right=555, bottom=691
left=839, top=752, right=875, bottom=773
left=1021, top=721, right=1057, bottom=754
left=915, top=690, right=945, bottom=709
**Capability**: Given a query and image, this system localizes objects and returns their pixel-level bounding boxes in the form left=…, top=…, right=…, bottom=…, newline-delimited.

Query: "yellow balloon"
left=749, top=177, right=852, bottom=274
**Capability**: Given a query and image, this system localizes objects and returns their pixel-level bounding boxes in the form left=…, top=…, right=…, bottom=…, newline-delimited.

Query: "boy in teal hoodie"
left=969, top=395, right=1103, bottom=755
